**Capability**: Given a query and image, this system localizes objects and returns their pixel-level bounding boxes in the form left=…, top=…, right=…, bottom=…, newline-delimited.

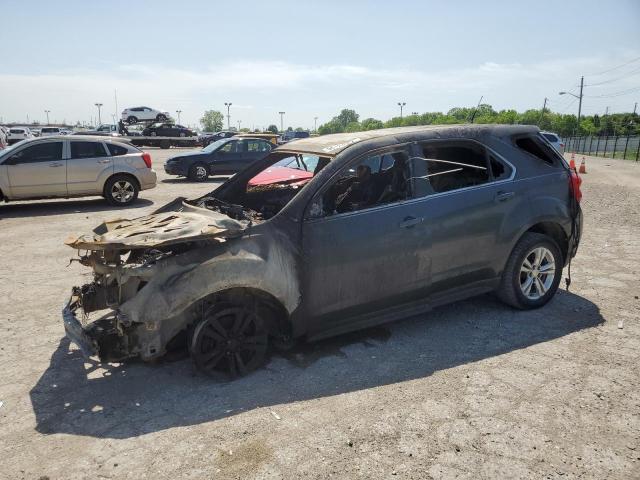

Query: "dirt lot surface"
left=1, top=150, right=639, bottom=479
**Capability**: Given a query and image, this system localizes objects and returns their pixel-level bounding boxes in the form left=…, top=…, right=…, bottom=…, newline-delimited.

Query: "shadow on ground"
left=30, top=290, right=603, bottom=439
left=0, top=198, right=154, bottom=219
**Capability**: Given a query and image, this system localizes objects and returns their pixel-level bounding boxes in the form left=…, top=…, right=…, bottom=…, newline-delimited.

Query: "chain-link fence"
left=563, top=135, right=640, bottom=161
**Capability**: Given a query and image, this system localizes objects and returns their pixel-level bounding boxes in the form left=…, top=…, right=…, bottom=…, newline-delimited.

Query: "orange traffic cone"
left=569, top=153, right=576, bottom=170
left=578, top=156, right=587, bottom=174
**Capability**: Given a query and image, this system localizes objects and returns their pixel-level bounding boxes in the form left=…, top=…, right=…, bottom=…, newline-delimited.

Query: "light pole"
left=397, top=102, right=406, bottom=119
left=237, top=120, right=242, bottom=131
left=224, top=102, right=232, bottom=130
left=44, top=110, right=50, bottom=125
left=94, top=103, right=103, bottom=126
left=176, top=110, right=182, bottom=124
left=314, top=116, right=318, bottom=133
left=559, top=76, right=584, bottom=131
left=278, top=111, right=285, bottom=132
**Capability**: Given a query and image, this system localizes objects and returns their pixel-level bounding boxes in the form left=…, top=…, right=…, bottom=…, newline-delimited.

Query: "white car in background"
left=7, top=127, right=33, bottom=145
left=40, top=127, right=62, bottom=137
left=121, top=106, right=171, bottom=124
left=541, top=131, right=565, bottom=154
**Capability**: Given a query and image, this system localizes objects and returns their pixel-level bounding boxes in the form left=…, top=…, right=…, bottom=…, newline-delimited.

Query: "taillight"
left=569, top=170, right=582, bottom=203
left=142, top=152, right=152, bottom=168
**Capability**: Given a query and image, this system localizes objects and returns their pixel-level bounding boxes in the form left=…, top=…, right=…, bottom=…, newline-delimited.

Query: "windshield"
left=202, top=138, right=230, bottom=153
left=271, top=154, right=321, bottom=173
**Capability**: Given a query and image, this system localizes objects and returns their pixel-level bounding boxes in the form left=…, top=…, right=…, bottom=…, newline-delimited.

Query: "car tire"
left=190, top=303, right=269, bottom=380
left=150, top=131, right=157, bottom=136
left=188, top=163, right=209, bottom=181
left=127, top=116, right=138, bottom=124
left=179, top=132, right=186, bottom=137
left=104, top=174, right=139, bottom=206
left=497, top=232, right=563, bottom=310
left=156, top=114, right=166, bottom=121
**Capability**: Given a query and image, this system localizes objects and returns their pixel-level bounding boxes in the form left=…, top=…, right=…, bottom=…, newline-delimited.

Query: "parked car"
left=73, top=124, right=120, bottom=137
left=0, top=136, right=156, bottom=206
left=7, top=127, right=33, bottom=145
left=62, top=125, right=583, bottom=379
left=0, top=127, right=8, bottom=149
left=164, top=136, right=273, bottom=181
left=541, top=131, right=565, bottom=154
left=40, top=127, right=62, bottom=137
left=121, top=106, right=171, bottom=124
left=280, top=130, right=310, bottom=143
left=31, top=128, right=41, bottom=137
left=142, top=123, right=195, bottom=137
left=201, top=130, right=236, bottom=147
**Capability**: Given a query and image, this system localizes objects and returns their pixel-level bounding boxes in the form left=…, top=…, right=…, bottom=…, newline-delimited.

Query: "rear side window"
left=515, top=135, right=558, bottom=165
left=417, top=142, right=490, bottom=194
left=71, top=141, right=107, bottom=159
left=107, top=143, right=130, bottom=156
left=542, top=133, right=558, bottom=142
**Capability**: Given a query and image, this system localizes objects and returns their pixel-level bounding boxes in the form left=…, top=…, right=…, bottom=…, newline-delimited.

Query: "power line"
left=585, top=65, right=640, bottom=86
left=586, top=56, right=640, bottom=76
left=585, top=86, right=640, bottom=98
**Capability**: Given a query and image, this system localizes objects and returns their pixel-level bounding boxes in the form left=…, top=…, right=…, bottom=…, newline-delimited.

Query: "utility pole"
left=633, top=102, right=637, bottom=115
left=314, top=116, right=318, bottom=133
left=539, top=97, right=548, bottom=123
left=44, top=110, right=50, bottom=125
left=237, top=120, right=242, bottom=131
left=94, top=103, right=103, bottom=126
left=559, top=76, right=584, bottom=133
left=397, top=102, right=406, bottom=119
left=278, top=111, right=285, bottom=132
left=224, top=102, right=232, bottom=130
left=175, top=110, right=182, bottom=124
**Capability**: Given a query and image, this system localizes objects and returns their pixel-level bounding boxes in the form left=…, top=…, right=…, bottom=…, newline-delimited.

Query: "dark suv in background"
left=164, top=136, right=273, bottom=180
left=142, top=123, right=195, bottom=137
left=64, top=125, right=582, bottom=379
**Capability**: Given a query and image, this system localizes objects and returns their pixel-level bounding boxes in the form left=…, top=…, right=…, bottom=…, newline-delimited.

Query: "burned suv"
left=63, top=125, right=582, bottom=379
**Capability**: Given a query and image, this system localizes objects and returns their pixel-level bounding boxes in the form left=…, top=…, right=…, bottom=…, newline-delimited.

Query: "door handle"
left=49, top=162, right=63, bottom=167
left=97, top=159, right=111, bottom=164
left=399, top=216, right=423, bottom=228
left=495, top=191, right=515, bottom=202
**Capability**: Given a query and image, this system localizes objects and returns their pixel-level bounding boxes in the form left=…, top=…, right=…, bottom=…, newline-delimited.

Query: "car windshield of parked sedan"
left=201, top=138, right=231, bottom=153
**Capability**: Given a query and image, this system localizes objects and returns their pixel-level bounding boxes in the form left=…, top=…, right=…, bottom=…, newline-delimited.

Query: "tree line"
left=317, top=106, right=640, bottom=138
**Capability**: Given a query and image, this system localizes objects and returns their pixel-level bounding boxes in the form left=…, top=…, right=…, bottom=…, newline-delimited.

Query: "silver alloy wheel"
left=111, top=180, right=135, bottom=203
left=195, top=165, right=207, bottom=179
left=519, top=246, right=556, bottom=300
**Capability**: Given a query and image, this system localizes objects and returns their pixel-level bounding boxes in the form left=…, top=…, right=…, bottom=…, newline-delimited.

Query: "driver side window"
left=8, top=142, right=63, bottom=165
left=311, top=149, right=411, bottom=218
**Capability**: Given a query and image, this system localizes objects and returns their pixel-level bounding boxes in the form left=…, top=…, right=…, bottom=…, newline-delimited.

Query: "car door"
left=4, top=140, right=66, bottom=198
left=209, top=139, right=242, bottom=174
left=409, top=140, right=524, bottom=298
left=67, top=140, right=113, bottom=195
left=301, top=146, right=430, bottom=333
left=241, top=139, right=271, bottom=168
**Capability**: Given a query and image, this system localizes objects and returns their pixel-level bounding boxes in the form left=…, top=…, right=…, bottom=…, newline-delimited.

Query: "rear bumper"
left=138, top=169, right=157, bottom=190
left=566, top=207, right=583, bottom=264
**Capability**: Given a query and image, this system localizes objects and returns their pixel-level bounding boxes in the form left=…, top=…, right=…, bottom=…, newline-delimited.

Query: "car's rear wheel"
left=188, top=163, right=209, bottom=181
left=190, top=304, right=268, bottom=380
left=127, top=116, right=138, bottom=124
left=497, top=232, right=562, bottom=309
left=179, top=132, right=186, bottom=137
left=156, top=114, right=167, bottom=121
left=104, top=175, right=139, bottom=206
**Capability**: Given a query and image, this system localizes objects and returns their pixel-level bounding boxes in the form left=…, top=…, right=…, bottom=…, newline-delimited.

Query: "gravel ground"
left=0, top=150, right=638, bottom=480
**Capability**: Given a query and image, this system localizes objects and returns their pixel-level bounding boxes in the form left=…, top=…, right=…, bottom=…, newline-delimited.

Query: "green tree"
left=344, top=121, right=362, bottom=132
left=266, top=124, right=278, bottom=134
left=361, top=118, right=384, bottom=130
left=200, top=110, right=224, bottom=132
left=336, top=109, right=359, bottom=128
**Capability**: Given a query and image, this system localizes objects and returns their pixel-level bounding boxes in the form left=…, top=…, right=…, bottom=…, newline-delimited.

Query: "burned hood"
left=65, top=201, right=250, bottom=251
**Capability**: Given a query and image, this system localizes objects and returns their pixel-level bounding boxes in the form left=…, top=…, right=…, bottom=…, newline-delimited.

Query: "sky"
left=0, top=0, right=639, bottom=129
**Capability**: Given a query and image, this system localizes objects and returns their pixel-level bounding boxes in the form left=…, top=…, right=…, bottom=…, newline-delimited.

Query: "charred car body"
left=63, top=125, right=583, bottom=378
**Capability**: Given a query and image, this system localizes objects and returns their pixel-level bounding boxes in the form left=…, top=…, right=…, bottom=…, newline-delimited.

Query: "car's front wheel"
left=188, top=163, right=209, bottom=181
left=156, top=114, right=167, bottom=121
left=190, top=304, right=269, bottom=379
left=497, top=232, right=563, bottom=309
left=127, top=116, right=138, bottom=124
left=104, top=175, right=139, bottom=206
